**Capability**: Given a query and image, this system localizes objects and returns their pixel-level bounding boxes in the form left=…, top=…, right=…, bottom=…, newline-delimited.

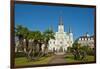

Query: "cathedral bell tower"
left=58, top=16, right=64, bottom=33
left=68, top=26, right=73, bottom=47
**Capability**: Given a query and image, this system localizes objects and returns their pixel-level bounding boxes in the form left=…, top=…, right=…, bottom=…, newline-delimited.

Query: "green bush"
left=87, top=48, right=95, bottom=55
left=80, top=46, right=94, bottom=56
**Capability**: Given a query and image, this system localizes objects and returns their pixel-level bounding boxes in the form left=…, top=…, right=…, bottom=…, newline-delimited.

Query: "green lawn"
left=15, top=55, right=54, bottom=67
left=15, top=54, right=95, bottom=67
left=64, top=54, right=95, bottom=63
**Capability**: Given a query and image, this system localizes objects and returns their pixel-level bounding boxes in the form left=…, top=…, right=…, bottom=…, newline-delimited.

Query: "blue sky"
left=15, top=3, right=95, bottom=39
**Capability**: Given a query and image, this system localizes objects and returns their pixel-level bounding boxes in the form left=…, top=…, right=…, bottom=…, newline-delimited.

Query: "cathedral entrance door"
left=55, top=46, right=65, bottom=55
left=59, top=46, right=63, bottom=52
left=54, top=40, right=65, bottom=55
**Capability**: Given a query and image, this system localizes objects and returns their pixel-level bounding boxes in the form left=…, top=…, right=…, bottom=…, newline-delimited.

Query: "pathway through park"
left=48, top=54, right=67, bottom=64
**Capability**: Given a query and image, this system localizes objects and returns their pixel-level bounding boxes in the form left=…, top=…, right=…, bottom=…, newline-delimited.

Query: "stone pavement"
left=48, top=54, right=67, bottom=64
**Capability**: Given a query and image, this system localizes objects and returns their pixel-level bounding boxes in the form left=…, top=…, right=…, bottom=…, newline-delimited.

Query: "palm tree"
left=43, top=29, right=55, bottom=55
left=15, top=25, right=29, bottom=53
left=32, top=31, right=42, bottom=56
left=15, top=25, right=55, bottom=59
left=15, top=25, right=29, bottom=39
left=27, top=30, right=44, bottom=60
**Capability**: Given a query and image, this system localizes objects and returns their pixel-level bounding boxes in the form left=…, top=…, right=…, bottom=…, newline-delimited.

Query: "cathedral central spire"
left=59, top=11, right=63, bottom=25
left=59, top=16, right=63, bottom=25
left=58, top=15, right=64, bottom=32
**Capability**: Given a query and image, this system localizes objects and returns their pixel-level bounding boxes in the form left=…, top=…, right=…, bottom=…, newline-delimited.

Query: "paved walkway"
left=48, top=54, right=67, bottom=64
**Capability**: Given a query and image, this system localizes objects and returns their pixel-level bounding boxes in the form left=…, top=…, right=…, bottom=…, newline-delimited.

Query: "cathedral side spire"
left=49, top=25, right=53, bottom=31
left=68, top=26, right=72, bottom=33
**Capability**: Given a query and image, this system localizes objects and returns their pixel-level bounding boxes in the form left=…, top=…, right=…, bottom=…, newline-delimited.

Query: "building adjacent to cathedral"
left=48, top=16, right=74, bottom=53
left=77, top=33, right=94, bottom=48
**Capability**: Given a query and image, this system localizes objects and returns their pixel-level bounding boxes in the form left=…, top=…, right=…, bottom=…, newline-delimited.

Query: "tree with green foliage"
left=15, top=25, right=29, bottom=39
left=80, top=45, right=94, bottom=56
left=71, top=42, right=81, bottom=60
left=26, top=31, right=43, bottom=60
left=15, top=25, right=55, bottom=60
left=15, top=25, right=29, bottom=53
left=42, top=29, right=55, bottom=55
left=71, top=42, right=89, bottom=60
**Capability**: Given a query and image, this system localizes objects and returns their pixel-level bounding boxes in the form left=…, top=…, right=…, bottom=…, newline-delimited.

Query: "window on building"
left=60, top=41, right=62, bottom=44
left=82, top=38, right=84, bottom=40
left=79, top=38, right=81, bottom=40
left=88, top=38, right=90, bottom=40
left=91, top=38, right=93, bottom=40
left=85, top=38, right=87, bottom=40
left=53, top=42, right=55, bottom=44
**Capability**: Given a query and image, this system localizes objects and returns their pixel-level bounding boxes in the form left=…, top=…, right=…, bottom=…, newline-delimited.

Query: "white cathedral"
left=48, top=16, right=74, bottom=54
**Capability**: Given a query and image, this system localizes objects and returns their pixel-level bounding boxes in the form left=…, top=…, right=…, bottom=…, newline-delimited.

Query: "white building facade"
left=78, top=33, right=94, bottom=48
left=48, top=16, right=74, bottom=53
